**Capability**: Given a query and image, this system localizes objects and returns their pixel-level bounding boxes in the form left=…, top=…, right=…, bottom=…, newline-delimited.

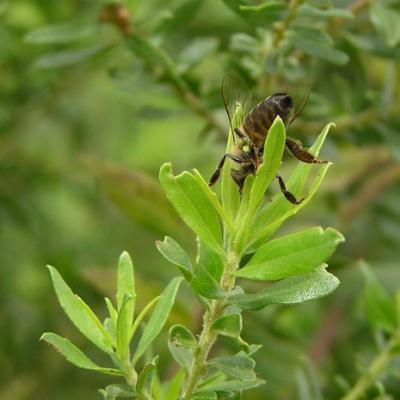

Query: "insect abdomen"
left=243, top=94, right=293, bottom=147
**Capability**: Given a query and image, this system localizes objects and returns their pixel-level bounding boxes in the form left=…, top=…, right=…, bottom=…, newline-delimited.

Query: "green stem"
left=341, top=328, right=400, bottom=400
left=180, top=251, right=240, bottom=400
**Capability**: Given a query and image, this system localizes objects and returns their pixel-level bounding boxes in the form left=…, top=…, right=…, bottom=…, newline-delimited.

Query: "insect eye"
left=279, top=95, right=293, bottom=110
left=242, top=144, right=250, bottom=153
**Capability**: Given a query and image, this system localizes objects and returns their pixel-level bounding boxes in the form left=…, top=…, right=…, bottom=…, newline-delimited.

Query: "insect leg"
left=209, top=153, right=243, bottom=187
left=276, top=175, right=304, bottom=205
left=286, top=137, right=328, bottom=164
left=234, top=127, right=246, bottom=139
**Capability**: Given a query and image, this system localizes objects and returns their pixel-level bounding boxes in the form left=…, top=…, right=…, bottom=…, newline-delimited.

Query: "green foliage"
left=3, top=0, right=400, bottom=398
left=43, top=252, right=182, bottom=397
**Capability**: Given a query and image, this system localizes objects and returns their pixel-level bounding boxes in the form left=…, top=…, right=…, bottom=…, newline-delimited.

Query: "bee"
left=208, top=72, right=327, bottom=204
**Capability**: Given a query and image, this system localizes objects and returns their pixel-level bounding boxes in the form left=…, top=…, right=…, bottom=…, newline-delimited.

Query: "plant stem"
left=341, top=328, right=400, bottom=400
left=180, top=251, right=240, bottom=400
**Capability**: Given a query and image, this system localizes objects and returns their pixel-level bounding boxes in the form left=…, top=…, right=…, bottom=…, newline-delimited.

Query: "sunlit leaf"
left=160, top=163, right=223, bottom=254
left=251, top=122, right=334, bottom=248
left=231, top=267, right=340, bottom=310
left=117, top=252, right=135, bottom=337
left=132, top=277, right=183, bottom=364
left=47, top=266, right=114, bottom=353
left=236, top=227, right=344, bottom=280
left=40, top=333, right=124, bottom=376
left=156, top=236, right=193, bottom=280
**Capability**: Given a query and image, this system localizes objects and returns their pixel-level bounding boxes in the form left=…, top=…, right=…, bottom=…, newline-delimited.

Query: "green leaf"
left=47, top=266, right=114, bottom=352
left=132, top=277, right=183, bottom=364
left=221, top=105, right=242, bottom=221
left=34, top=43, right=109, bottom=69
left=116, top=295, right=134, bottom=362
left=211, top=314, right=242, bottom=338
left=370, top=2, right=400, bottom=47
left=202, top=378, right=265, bottom=392
left=159, top=163, right=223, bottom=255
left=251, top=122, right=334, bottom=247
left=230, top=267, right=340, bottom=310
left=127, top=36, right=187, bottom=92
left=40, top=333, right=125, bottom=376
left=192, top=169, right=234, bottom=232
left=288, top=27, right=349, bottom=65
left=178, top=37, right=219, bottom=72
left=156, top=0, right=205, bottom=37
left=105, top=297, right=118, bottom=331
left=299, top=4, right=353, bottom=19
left=362, top=263, right=397, bottom=333
left=168, top=324, right=197, bottom=369
left=137, top=356, right=159, bottom=398
left=191, top=240, right=225, bottom=299
left=191, top=264, right=225, bottom=299
left=234, top=116, right=286, bottom=253
left=165, top=370, right=186, bottom=400
left=117, top=252, right=136, bottom=337
left=193, top=391, right=217, bottom=400
left=100, top=384, right=136, bottom=400
left=130, top=295, right=161, bottom=341
left=249, top=116, right=286, bottom=210
left=236, top=227, right=345, bottom=281
left=223, top=0, right=285, bottom=26
left=156, top=236, right=193, bottom=280
left=209, top=354, right=256, bottom=381
left=25, top=22, right=97, bottom=44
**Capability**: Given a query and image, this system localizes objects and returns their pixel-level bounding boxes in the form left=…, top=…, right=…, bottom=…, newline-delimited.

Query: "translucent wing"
left=287, top=82, right=311, bottom=127
left=222, top=71, right=253, bottom=143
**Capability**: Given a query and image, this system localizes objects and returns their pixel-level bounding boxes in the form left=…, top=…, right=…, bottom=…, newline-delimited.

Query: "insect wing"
left=222, top=71, right=253, bottom=141
left=287, top=82, right=311, bottom=127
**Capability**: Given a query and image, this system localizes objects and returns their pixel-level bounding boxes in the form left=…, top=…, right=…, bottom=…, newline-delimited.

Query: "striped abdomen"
left=242, top=93, right=294, bottom=148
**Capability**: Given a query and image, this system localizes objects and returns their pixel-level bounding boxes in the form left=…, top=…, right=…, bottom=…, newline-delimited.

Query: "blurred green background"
left=1, top=0, right=400, bottom=399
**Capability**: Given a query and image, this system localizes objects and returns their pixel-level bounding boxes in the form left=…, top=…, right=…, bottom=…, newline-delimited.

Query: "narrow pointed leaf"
left=221, top=105, right=242, bottom=221
left=132, top=277, right=183, bottom=364
left=116, top=295, right=134, bottom=362
left=230, top=267, right=340, bottom=310
left=249, top=116, right=286, bottom=212
left=156, top=236, right=193, bottom=280
left=117, top=252, right=135, bottom=340
left=105, top=298, right=118, bottom=330
left=160, top=163, right=223, bottom=254
left=47, top=266, right=114, bottom=352
left=130, top=295, right=161, bottom=341
left=237, top=227, right=344, bottom=280
left=252, top=122, right=334, bottom=247
left=235, top=116, right=286, bottom=252
left=41, top=333, right=125, bottom=376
